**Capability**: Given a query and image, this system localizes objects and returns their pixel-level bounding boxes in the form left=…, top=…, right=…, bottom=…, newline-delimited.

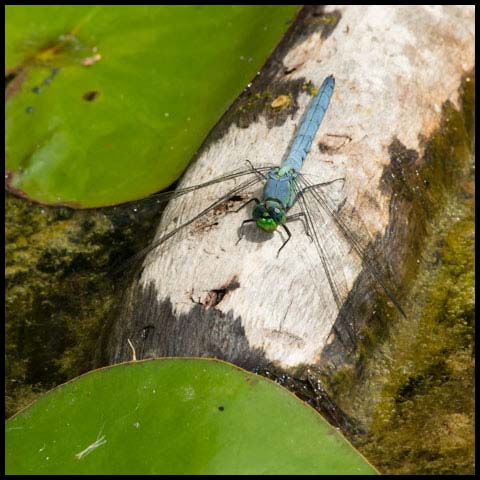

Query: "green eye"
left=252, top=205, right=267, bottom=220
left=268, top=206, right=286, bottom=224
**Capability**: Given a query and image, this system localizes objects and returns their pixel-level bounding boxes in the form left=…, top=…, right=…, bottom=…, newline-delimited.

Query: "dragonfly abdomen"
left=282, top=74, right=335, bottom=172
left=283, top=148, right=310, bottom=172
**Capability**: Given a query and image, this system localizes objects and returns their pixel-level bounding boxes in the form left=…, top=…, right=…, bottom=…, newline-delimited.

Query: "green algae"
left=323, top=73, right=475, bottom=474
left=354, top=208, right=474, bottom=474
left=5, top=193, right=165, bottom=418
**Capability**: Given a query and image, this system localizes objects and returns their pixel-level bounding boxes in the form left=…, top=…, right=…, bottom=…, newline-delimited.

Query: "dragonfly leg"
left=245, top=159, right=268, bottom=180
left=276, top=224, right=292, bottom=257
left=237, top=218, right=256, bottom=245
left=233, top=197, right=260, bottom=214
left=286, top=212, right=312, bottom=241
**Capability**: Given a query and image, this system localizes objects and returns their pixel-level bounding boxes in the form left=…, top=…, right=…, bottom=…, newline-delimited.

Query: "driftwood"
left=105, top=5, right=475, bottom=371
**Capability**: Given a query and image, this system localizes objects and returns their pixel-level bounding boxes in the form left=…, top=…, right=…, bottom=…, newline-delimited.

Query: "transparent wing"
left=125, top=164, right=273, bottom=209
left=295, top=173, right=406, bottom=317
left=291, top=179, right=351, bottom=312
left=112, top=172, right=265, bottom=275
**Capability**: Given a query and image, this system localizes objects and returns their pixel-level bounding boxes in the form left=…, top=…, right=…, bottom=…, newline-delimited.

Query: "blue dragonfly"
left=117, top=75, right=406, bottom=318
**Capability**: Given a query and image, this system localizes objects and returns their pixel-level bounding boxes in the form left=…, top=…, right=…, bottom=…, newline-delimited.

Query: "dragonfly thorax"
left=252, top=199, right=287, bottom=232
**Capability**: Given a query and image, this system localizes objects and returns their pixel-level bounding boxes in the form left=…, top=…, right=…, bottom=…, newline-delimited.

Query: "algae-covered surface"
left=5, top=194, right=165, bottom=418
left=323, top=73, right=475, bottom=474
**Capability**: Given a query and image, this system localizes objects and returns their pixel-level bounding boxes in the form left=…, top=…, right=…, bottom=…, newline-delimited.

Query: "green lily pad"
left=5, top=358, right=378, bottom=474
left=5, top=5, right=299, bottom=208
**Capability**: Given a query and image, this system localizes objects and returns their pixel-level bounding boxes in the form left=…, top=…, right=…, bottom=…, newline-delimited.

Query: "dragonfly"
left=116, top=75, right=406, bottom=318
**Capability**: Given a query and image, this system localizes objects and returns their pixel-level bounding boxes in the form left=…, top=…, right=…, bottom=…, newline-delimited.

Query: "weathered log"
left=105, top=5, right=475, bottom=371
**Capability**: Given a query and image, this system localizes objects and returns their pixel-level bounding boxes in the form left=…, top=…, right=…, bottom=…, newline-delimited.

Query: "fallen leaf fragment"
left=271, top=94, right=291, bottom=108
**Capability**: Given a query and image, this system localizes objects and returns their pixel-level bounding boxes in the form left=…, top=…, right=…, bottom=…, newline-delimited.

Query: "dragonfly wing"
left=297, top=174, right=406, bottom=317
left=292, top=180, right=352, bottom=312
left=127, top=165, right=273, bottom=208
left=112, top=174, right=264, bottom=275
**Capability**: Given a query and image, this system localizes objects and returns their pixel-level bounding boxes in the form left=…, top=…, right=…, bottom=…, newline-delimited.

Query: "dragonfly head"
left=252, top=199, right=286, bottom=232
